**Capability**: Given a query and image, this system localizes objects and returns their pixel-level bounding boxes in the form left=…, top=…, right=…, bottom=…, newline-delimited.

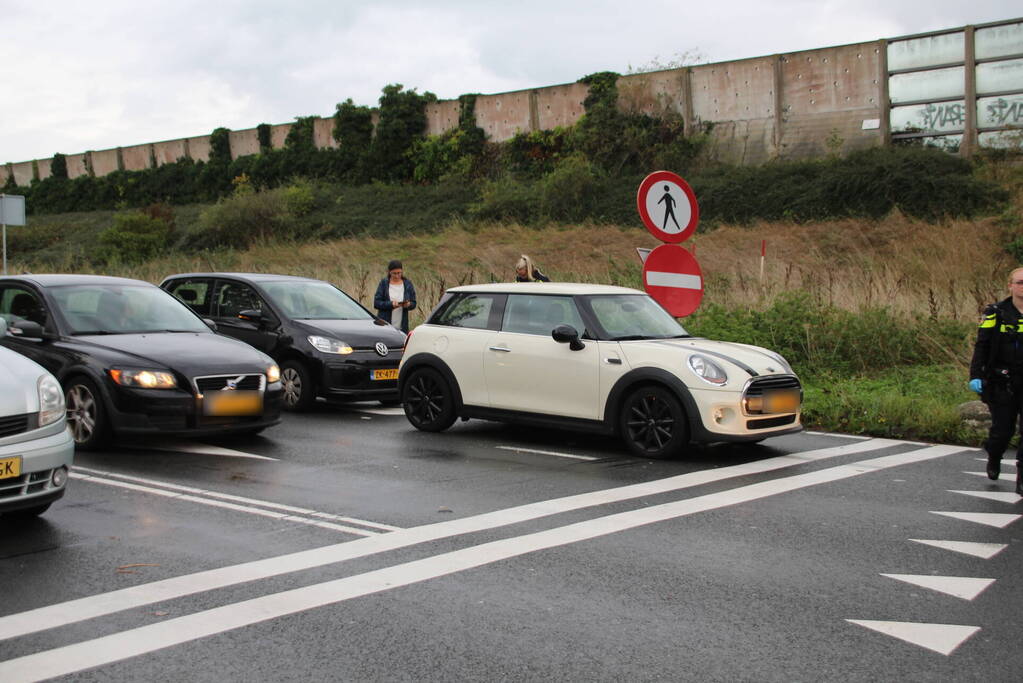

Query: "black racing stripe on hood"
left=713, top=340, right=789, bottom=371
left=650, top=340, right=758, bottom=377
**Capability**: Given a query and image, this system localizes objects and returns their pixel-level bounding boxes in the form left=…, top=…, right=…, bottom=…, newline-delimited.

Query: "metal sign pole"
left=1, top=193, right=6, bottom=275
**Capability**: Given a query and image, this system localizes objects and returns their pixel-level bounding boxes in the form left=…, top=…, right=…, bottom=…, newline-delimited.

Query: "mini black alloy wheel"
left=619, top=386, right=687, bottom=459
left=402, top=367, right=456, bottom=432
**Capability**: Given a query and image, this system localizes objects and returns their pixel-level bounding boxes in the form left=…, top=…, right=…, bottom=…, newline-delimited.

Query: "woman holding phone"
left=374, top=259, right=417, bottom=333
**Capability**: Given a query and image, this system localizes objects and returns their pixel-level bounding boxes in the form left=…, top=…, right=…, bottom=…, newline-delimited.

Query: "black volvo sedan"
left=160, top=273, right=407, bottom=410
left=0, top=274, right=283, bottom=449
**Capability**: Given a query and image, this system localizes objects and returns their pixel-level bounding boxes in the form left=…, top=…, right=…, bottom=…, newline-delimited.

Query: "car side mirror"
left=9, top=320, right=50, bottom=340
left=203, top=318, right=218, bottom=332
left=237, top=309, right=264, bottom=324
left=552, top=324, right=585, bottom=351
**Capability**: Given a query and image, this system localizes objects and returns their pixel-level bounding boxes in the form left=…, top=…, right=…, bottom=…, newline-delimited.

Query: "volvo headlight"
left=37, top=374, right=65, bottom=427
left=688, top=354, right=728, bottom=385
left=267, top=364, right=281, bottom=383
left=308, top=335, right=353, bottom=355
left=108, top=368, right=177, bottom=389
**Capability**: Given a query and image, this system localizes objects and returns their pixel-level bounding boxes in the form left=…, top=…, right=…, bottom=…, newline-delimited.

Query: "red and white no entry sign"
left=636, top=171, right=699, bottom=244
left=642, top=244, right=704, bottom=317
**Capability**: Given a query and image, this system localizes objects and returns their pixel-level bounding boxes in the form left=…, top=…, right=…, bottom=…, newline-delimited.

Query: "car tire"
left=281, top=360, right=316, bottom=412
left=402, top=367, right=457, bottom=432
left=619, top=385, right=688, bottom=459
left=7, top=502, right=52, bottom=518
left=65, top=376, right=110, bottom=450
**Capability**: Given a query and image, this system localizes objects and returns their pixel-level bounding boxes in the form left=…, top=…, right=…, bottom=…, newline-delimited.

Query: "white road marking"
left=965, top=470, right=1021, bottom=483
left=645, top=271, right=701, bottom=289
left=930, top=511, right=1021, bottom=528
left=949, top=489, right=1020, bottom=504
left=845, top=620, right=980, bottom=656
left=120, top=440, right=279, bottom=461
left=495, top=446, right=599, bottom=461
left=973, top=458, right=1017, bottom=466
left=0, top=437, right=906, bottom=643
left=68, top=472, right=381, bottom=537
left=71, top=466, right=401, bottom=532
left=0, top=444, right=963, bottom=679
left=880, top=574, right=995, bottom=601
left=348, top=406, right=405, bottom=416
left=803, top=431, right=871, bottom=440
left=908, top=539, right=1008, bottom=559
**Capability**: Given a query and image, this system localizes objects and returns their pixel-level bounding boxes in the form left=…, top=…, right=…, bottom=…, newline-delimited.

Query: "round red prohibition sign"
left=636, top=171, right=699, bottom=244
left=642, top=244, right=704, bottom=317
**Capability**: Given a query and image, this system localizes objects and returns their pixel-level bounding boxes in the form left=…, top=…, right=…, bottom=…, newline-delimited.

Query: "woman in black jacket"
left=514, top=254, right=550, bottom=282
left=373, top=260, right=417, bottom=333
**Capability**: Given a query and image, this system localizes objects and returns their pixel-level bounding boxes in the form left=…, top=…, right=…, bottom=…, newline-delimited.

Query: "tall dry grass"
left=11, top=210, right=1017, bottom=329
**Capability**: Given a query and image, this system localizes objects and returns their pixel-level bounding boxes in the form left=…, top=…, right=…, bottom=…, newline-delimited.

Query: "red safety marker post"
left=642, top=244, right=704, bottom=317
left=636, top=171, right=699, bottom=244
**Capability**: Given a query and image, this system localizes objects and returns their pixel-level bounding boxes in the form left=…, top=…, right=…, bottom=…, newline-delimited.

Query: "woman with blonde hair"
left=514, top=255, right=550, bottom=282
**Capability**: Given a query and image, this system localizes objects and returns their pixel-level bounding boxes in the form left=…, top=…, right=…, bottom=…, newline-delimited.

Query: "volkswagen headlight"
left=108, top=368, right=177, bottom=389
left=37, top=374, right=65, bottom=427
left=688, top=355, right=728, bottom=385
left=308, top=335, right=353, bottom=355
left=267, top=364, right=281, bottom=383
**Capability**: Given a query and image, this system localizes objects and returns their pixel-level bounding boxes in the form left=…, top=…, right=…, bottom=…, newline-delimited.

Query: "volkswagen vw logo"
left=374, top=342, right=389, bottom=357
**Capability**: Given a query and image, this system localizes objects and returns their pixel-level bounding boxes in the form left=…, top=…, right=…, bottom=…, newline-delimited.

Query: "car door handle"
left=603, top=358, right=622, bottom=365
left=488, top=346, right=511, bottom=352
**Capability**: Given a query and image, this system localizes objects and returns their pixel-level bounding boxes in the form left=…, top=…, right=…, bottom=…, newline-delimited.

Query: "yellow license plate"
left=203, top=391, right=262, bottom=416
left=372, top=368, right=399, bottom=381
left=765, top=391, right=800, bottom=414
left=0, top=456, right=21, bottom=479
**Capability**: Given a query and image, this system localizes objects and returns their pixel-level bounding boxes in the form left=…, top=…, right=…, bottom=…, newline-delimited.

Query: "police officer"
left=970, top=266, right=1023, bottom=495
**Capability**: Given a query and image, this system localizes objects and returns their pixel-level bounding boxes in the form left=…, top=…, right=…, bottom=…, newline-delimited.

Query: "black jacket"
left=970, top=297, right=1023, bottom=382
left=373, top=277, right=417, bottom=333
left=515, top=268, right=550, bottom=283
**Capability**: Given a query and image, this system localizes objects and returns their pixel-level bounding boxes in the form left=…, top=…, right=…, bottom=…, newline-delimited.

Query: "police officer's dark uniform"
left=970, top=296, right=1023, bottom=494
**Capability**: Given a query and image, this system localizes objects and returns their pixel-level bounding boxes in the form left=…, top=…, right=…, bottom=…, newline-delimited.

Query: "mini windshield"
left=582, top=294, right=690, bottom=341
left=260, top=281, right=371, bottom=320
left=51, top=284, right=209, bottom=335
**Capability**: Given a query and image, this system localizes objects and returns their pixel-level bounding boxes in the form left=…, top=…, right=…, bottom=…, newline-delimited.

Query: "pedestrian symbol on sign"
left=658, top=185, right=680, bottom=231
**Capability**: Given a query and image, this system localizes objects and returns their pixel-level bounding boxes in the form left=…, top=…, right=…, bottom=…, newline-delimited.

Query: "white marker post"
left=0, top=194, right=28, bottom=275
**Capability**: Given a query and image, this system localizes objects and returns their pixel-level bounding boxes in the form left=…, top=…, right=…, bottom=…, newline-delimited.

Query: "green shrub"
left=189, top=188, right=295, bottom=249
left=685, top=291, right=973, bottom=375
left=538, top=154, right=603, bottom=221
left=96, top=209, right=173, bottom=264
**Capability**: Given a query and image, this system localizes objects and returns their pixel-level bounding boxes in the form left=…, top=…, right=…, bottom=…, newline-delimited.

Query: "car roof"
left=447, top=282, right=645, bottom=296
left=163, top=272, right=324, bottom=284
left=0, top=274, right=156, bottom=288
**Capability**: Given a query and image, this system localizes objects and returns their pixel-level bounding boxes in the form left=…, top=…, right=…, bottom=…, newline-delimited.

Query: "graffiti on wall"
left=919, top=102, right=965, bottom=130
left=984, top=97, right=1023, bottom=127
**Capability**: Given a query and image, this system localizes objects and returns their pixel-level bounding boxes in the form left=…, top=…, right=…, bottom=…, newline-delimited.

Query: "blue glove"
left=969, top=378, right=983, bottom=394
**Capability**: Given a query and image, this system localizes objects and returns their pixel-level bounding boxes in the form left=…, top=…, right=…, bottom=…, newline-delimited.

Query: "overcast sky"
left=2, top=1, right=1019, bottom=164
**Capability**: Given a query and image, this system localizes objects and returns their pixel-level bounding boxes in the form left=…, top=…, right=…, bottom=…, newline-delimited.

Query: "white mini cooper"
left=398, top=283, right=801, bottom=458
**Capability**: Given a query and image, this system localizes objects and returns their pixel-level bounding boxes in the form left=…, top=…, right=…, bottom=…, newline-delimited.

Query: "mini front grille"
left=744, top=375, right=801, bottom=397
left=747, top=415, right=797, bottom=430
left=194, top=374, right=264, bottom=394
left=0, top=414, right=31, bottom=438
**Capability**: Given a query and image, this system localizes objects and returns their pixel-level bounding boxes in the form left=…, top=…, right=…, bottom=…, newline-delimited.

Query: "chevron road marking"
left=846, top=620, right=980, bottom=656
left=908, top=539, right=1008, bottom=559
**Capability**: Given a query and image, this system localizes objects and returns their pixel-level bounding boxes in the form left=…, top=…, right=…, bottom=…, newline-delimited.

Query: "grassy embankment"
left=11, top=197, right=1017, bottom=446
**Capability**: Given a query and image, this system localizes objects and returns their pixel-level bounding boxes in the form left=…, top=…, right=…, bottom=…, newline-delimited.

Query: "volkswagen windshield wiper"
left=70, top=330, right=118, bottom=335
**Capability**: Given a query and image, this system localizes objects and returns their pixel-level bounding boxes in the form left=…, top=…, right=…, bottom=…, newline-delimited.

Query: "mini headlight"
left=308, top=335, right=353, bottom=355
left=108, top=368, right=177, bottom=389
left=688, top=354, right=728, bottom=385
left=37, top=374, right=65, bottom=427
left=267, top=364, right=281, bottom=383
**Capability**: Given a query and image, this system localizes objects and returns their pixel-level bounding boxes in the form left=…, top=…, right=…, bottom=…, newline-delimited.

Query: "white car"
left=399, top=283, right=801, bottom=458
left=0, top=317, right=74, bottom=517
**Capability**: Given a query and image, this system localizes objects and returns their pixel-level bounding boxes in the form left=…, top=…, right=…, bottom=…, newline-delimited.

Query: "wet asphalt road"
left=1, top=403, right=1022, bottom=682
